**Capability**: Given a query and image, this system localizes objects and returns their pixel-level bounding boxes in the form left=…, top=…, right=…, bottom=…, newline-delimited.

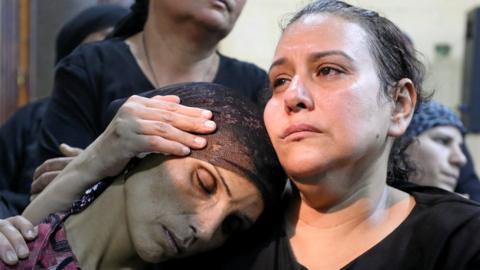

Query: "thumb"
left=59, top=143, right=83, bottom=157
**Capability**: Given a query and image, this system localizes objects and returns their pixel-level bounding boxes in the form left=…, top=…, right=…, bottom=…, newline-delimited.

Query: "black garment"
left=0, top=98, right=48, bottom=217
left=456, top=144, right=480, bottom=202
left=163, top=182, right=480, bottom=270
left=38, top=38, right=268, bottom=163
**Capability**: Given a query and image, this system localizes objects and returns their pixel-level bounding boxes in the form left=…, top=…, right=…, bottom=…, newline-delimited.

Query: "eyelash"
left=270, top=65, right=345, bottom=91
left=316, top=66, right=344, bottom=77
left=196, top=169, right=217, bottom=195
left=433, top=136, right=452, bottom=146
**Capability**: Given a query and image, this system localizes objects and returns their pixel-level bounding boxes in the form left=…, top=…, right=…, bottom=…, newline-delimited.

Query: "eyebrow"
left=269, top=50, right=354, bottom=72
left=213, top=166, right=232, bottom=197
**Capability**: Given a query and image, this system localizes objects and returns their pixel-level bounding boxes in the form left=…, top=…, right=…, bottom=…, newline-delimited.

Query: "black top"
left=0, top=98, right=48, bottom=217
left=160, top=182, right=480, bottom=270
left=456, top=145, right=480, bottom=202
left=37, top=38, right=268, bottom=162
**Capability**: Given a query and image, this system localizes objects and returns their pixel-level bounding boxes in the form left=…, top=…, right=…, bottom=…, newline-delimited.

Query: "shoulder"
left=216, top=53, right=268, bottom=104
left=57, top=38, right=130, bottom=69
left=394, top=181, right=480, bottom=224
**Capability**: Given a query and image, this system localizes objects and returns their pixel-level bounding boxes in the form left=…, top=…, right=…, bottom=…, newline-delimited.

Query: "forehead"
left=275, top=14, right=371, bottom=61
left=421, top=126, right=464, bottom=141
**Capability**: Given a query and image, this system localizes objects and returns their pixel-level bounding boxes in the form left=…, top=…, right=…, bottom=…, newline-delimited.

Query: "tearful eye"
left=196, top=168, right=217, bottom=195
left=271, top=78, right=290, bottom=89
left=317, top=66, right=343, bottom=76
left=222, top=214, right=245, bottom=235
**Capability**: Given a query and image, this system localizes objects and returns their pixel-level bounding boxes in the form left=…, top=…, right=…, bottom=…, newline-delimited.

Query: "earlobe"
left=388, top=78, right=417, bottom=137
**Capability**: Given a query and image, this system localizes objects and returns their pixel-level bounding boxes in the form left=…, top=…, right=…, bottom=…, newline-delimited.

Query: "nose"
left=284, top=75, right=314, bottom=113
left=191, top=204, right=228, bottom=242
left=450, top=144, right=467, bottom=168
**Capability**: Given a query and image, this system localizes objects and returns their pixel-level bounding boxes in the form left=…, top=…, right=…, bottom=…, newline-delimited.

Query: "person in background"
left=0, top=4, right=128, bottom=218
left=456, top=145, right=480, bottom=201
left=401, top=101, right=469, bottom=193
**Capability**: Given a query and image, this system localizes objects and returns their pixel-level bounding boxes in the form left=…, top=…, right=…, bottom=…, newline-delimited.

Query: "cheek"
left=263, top=98, right=283, bottom=141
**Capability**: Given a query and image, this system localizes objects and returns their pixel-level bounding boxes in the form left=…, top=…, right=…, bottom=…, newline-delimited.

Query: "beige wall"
left=220, top=0, right=480, bottom=170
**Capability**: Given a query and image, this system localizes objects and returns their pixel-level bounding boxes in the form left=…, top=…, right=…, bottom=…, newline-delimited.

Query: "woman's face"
left=151, top=0, right=246, bottom=36
left=124, top=155, right=263, bottom=262
left=265, top=14, right=395, bottom=181
left=406, top=126, right=467, bottom=191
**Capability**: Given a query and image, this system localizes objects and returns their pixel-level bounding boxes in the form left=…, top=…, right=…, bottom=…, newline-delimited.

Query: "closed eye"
left=196, top=168, right=217, bottom=195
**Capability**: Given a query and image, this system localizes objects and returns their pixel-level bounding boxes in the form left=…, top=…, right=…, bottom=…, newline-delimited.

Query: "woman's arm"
left=24, top=94, right=216, bottom=224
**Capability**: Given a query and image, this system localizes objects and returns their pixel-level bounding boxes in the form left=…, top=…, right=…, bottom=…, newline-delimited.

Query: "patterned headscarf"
left=404, top=101, right=466, bottom=140
left=72, top=83, right=286, bottom=213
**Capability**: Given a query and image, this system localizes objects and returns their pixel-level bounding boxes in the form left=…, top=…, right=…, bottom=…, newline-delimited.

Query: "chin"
left=136, top=245, right=166, bottom=263
left=279, top=151, right=330, bottom=181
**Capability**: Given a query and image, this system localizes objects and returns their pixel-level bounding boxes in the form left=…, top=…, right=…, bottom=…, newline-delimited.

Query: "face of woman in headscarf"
left=124, top=155, right=263, bottom=263
left=150, top=0, right=246, bottom=37
left=264, top=14, right=400, bottom=183
left=406, top=126, right=467, bottom=191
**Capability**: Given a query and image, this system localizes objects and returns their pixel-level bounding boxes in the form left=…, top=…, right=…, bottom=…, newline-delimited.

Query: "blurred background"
left=0, top=0, right=479, bottom=167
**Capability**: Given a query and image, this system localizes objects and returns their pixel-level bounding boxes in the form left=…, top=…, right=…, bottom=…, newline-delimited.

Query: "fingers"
left=0, top=216, right=37, bottom=265
left=32, top=157, right=75, bottom=194
left=134, top=95, right=213, bottom=120
left=32, top=157, right=74, bottom=181
left=137, top=119, right=208, bottom=150
left=59, top=143, right=83, bottom=157
left=31, top=171, right=59, bottom=194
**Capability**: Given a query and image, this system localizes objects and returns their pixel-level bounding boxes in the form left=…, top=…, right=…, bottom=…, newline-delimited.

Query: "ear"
left=388, top=78, right=417, bottom=137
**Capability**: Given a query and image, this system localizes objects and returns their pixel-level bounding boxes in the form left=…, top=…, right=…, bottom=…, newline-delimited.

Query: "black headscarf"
left=110, top=0, right=149, bottom=38
left=55, top=4, right=129, bottom=63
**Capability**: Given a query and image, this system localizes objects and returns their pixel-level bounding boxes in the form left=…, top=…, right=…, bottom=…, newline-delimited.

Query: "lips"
left=162, top=225, right=185, bottom=255
left=281, top=123, right=322, bottom=139
left=213, top=0, right=230, bottom=11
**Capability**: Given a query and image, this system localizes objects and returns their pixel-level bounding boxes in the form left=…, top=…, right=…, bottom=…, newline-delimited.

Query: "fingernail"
left=181, top=147, right=191, bottom=155
left=194, top=137, right=206, bottom=146
left=6, top=251, right=17, bottom=263
left=204, top=120, right=215, bottom=128
left=26, top=229, right=34, bottom=238
left=202, top=110, right=212, bottom=118
left=17, top=246, right=28, bottom=258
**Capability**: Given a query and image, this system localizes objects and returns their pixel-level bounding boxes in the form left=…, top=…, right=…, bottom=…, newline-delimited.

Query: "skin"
left=64, top=156, right=263, bottom=269
left=0, top=0, right=251, bottom=264
left=264, top=14, right=417, bottom=270
left=406, top=126, right=467, bottom=192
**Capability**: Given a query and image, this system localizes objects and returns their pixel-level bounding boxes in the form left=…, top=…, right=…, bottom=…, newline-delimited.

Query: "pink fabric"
left=3, top=213, right=80, bottom=269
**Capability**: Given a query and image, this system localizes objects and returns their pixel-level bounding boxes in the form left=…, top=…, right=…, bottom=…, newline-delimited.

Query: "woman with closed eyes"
left=0, top=83, right=285, bottom=269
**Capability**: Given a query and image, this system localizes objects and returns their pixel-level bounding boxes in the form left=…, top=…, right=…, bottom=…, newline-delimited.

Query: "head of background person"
left=55, top=4, right=129, bottom=63
left=111, top=0, right=246, bottom=42
left=399, top=101, right=467, bottom=192
left=263, top=0, right=429, bottom=187
left=79, top=82, right=286, bottom=263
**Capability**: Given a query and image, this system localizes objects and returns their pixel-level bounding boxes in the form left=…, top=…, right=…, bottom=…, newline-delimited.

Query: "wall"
left=220, top=0, right=480, bottom=170
left=30, top=0, right=98, bottom=99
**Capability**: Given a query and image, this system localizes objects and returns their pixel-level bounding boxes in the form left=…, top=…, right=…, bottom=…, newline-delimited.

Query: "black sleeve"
left=0, top=100, right=47, bottom=217
left=37, top=48, right=101, bottom=163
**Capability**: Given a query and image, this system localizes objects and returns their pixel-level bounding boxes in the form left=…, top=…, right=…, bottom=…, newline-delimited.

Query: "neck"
left=289, top=147, right=403, bottom=230
left=127, top=12, right=220, bottom=88
left=64, top=179, right=147, bottom=269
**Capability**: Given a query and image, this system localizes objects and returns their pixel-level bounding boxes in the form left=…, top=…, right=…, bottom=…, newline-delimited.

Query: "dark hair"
left=284, top=0, right=431, bottom=182
left=55, top=4, right=128, bottom=63
left=110, top=0, right=149, bottom=38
